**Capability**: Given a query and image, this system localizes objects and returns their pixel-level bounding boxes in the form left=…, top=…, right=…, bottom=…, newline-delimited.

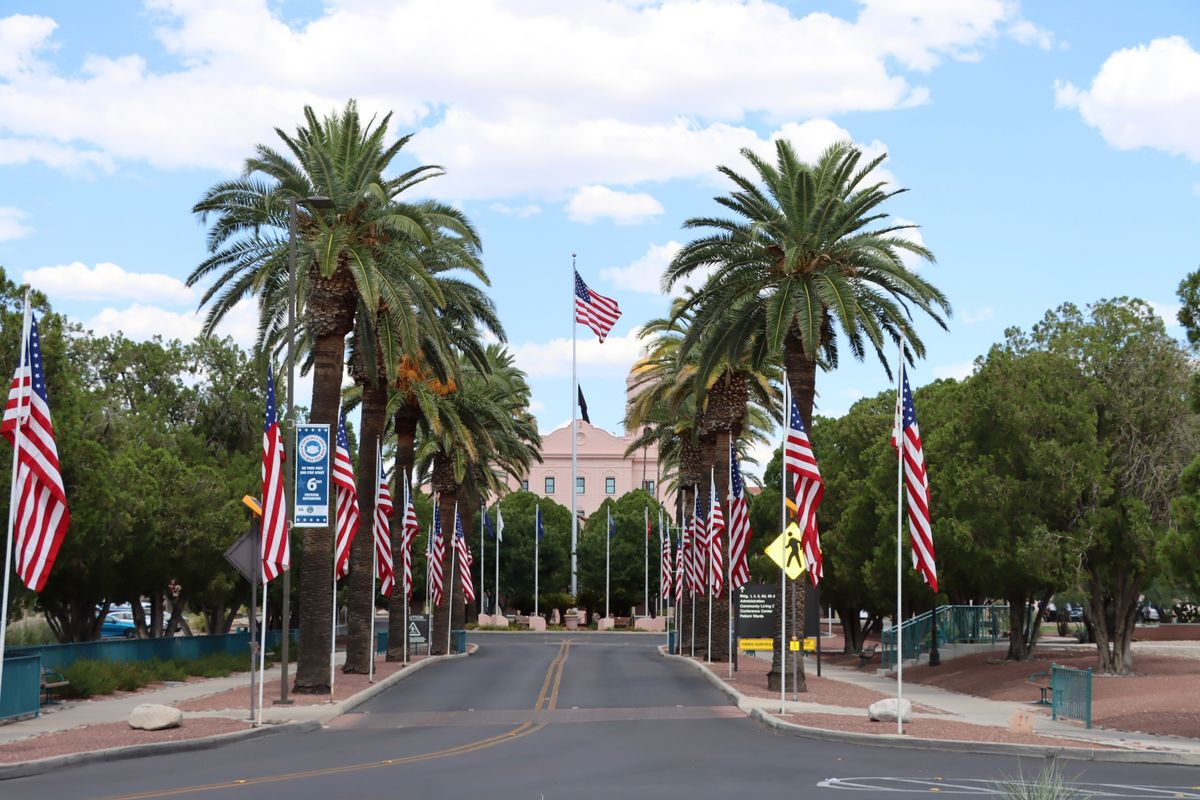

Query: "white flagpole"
left=427, top=502, right=433, bottom=658
left=330, top=509, right=338, bottom=700
left=690, top=485, right=696, bottom=660
left=479, top=502, right=485, bottom=617
left=494, top=508, right=500, bottom=619
left=780, top=381, right=789, bottom=715
left=605, top=505, right=611, bottom=620
left=707, top=468, right=713, bottom=663
left=644, top=505, right=649, bottom=620
left=0, top=292, right=31, bottom=694
left=570, top=254, right=579, bottom=598
left=895, top=335, right=906, bottom=735
left=403, top=468, right=409, bottom=665
left=728, top=441, right=734, bottom=678
left=369, top=439, right=380, bottom=684
left=448, top=502, right=458, bottom=654
left=257, top=580, right=268, bottom=727
left=534, top=505, right=540, bottom=618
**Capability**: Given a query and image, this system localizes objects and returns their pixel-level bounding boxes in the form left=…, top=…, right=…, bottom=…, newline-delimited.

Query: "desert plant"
left=997, top=764, right=1090, bottom=800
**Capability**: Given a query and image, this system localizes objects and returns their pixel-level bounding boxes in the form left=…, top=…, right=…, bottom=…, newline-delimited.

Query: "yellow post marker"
left=764, top=522, right=807, bottom=580
left=242, top=495, right=263, bottom=517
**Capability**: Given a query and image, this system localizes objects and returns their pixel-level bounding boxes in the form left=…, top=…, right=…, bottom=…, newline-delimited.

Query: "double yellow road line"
left=101, top=640, right=574, bottom=800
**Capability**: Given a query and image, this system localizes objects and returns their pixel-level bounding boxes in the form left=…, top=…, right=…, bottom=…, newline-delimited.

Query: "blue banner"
left=294, top=423, right=330, bottom=527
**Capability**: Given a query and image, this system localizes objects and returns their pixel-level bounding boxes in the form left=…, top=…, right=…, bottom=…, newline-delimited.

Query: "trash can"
left=376, top=631, right=388, bottom=655
left=451, top=629, right=467, bottom=654
left=668, top=630, right=676, bottom=654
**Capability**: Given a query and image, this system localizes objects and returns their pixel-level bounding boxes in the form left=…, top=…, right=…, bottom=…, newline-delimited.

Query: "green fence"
left=8, top=630, right=297, bottom=671
left=0, top=654, right=41, bottom=721
left=882, top=605, right=1011, bottom=668
left=1051, top=664, right=1093, bottom=728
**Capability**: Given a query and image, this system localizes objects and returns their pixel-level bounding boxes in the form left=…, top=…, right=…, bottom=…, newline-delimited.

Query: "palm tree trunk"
left=429, top=455, right=461, bottom=655
left=343, top=378, right=387, bottom=673
left=710, top=428, right=732, bottom=663
left=386, top=402, right=419, bottom=662
left=678, top=433, right=702, bottom=655
left=294, top=331, right=345, bottom=693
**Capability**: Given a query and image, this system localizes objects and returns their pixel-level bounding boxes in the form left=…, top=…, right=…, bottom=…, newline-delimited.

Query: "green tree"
left=577, top=491, right=669, bottom=621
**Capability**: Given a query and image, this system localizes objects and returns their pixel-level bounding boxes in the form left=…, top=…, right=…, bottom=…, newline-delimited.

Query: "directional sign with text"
left=764, top=522, right=807, bottom=580
left=294, top=423, right=331, bottom=527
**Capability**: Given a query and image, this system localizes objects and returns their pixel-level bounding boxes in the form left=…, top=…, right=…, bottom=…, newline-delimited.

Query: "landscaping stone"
left=528, top=616, right=546, bottom=632
left=128, top=704, right=183, bottom=731
left=634, top=616, right=665, bottom=632
left=867, top=698, right=912, bottom=723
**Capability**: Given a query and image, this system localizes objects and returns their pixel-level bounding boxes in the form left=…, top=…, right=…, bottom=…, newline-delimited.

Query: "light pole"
left=278, top=194, right=333, bottom=705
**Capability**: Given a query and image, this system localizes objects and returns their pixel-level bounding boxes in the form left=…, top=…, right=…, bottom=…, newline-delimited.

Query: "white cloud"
left=600, top=241, right=682, bottom=295
left=1007, top=19, right=1053, bottom=51
left=933, top=360, right=976, bottom=381
left=528, top=399, right=546, bottom=414
left=1146, top=299, right=1182, bottom=330
left=0, top=207, right=32, bottom=242
left=489, top=202, right=542, bottom=218
left=960, top=307, right=995, bottom=324
left=23, top=261, right=194, bottom=304
left=567, top=185, right=664, bottom=226
left=1056, top=36, right=1200, bottom=163
left=0, top=1, right=1039, bottom=193
left=85, top=299, right=257, bottom=349
left=510, top=330, right=645, bottom=379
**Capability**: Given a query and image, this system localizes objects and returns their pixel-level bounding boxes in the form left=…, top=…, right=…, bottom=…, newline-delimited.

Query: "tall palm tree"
left=189, top=100, right=446, bottom=693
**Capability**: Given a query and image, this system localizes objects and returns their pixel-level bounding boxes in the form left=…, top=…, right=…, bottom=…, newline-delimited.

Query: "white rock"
left=867, top=698, right=912, bottom=723
left=128, top=703, right=183, bottom=731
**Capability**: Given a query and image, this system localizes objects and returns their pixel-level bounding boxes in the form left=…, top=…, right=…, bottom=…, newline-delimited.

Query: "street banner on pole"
left=294, top=423, right=331, bottom=527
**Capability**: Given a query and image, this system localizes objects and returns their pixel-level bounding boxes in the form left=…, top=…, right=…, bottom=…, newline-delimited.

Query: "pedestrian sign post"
left=764, top=522, right=807, bottom=580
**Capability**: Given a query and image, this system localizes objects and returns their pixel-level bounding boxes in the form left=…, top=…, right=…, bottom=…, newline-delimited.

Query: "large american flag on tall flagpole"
left=674, top=528, right=686, bottom=602
left=260, top=371, right=289, bottom=582
left=573, top=271, right=621, bottom=342
left=727, top=443, right=751, bottom=591
left=1, top=312, right=69, bottom=592
left=372, top=452, right=394, bottom=597
left=897, top=366, right=937, bottom=592
left=687, top=488, right=705, bottom=596
left=783, top=397, right=824, bottom=585
left=660, top=514, right=671, bottom=600
left=454, top=507, right=475, bottom=604
left=401, top=471, right=419, bottom=600
left=707, top=476, right=725, bottom=597
left=429, top=502, right=445, bottom=606
left=332, top=411, right=359, bottom=579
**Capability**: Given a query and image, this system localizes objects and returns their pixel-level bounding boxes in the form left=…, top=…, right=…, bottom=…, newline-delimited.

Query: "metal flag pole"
left=690, top=485, right=696, bottom=660
left=448, top=502, right=458, bottom=655
left=402, top=468, right=410, bottom=666
left=479, top=502, right=485, bottom=617
left=895, top=335, right=906, bottom=736
left=426, top=506, right=433, bottom=658
left=570, top=253, right=579, bottom=598
left=494, top=507, right=500, bottom=619
left=644, top=505, right=649, bottom=621
left=707, top=469, right=713, bottom=663
left=780, top=381, right=789, bottom=715
left=248, top=520, right=258, bottom=722
left=605, top=505, right=611, bottom=620
left=329, top=494, right=338, bottom=701
left=0, top=292, right=31, bottom=693
left=257, top=578, right=268, bottom=727
left=727, top=443, right=734, bottom=679
left=534, top=504, right=540, bottom=618
left=369, top=439, right=380, bottom=684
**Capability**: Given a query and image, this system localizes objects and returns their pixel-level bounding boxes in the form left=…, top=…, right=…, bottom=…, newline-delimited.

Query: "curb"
left=0, top=647, right=476, bottom=780
left=660, top=648, right=1200, bottom=766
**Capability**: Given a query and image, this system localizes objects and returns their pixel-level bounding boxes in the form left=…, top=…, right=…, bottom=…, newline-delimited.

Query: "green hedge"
left=60, top=652, right=260, bottom=698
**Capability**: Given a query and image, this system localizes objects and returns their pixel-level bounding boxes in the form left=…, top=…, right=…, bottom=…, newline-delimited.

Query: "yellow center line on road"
left=98, top=640, right=574, bottom=800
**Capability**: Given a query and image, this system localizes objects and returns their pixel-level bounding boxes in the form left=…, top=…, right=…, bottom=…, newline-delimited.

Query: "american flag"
left=429, top=503, right=445, bottom=606
left=401, top=473, right=419, bottom=599
left=707, top=478, right=725, bottom=596
left=574, top=271, right=621, bottom=343
left=688, top=489, right=706, bottom=596
left=1, top=312, right=69, bottom=592
left=373, top=454, right=394, bottom=597
left=897, top=366, right=937, bottom=592
left=727, top=443, right=751, bottom=591
left=784, top=397, right=824, bottom=585
left=659, top=515, right=671, bottom=600
left=259, top=370, right=289, bottom=582
left=454, top=507, right=475, bottom=604
left=332, top=411, right=359, bottom=579
left=674, top=529, right=686, bottom=602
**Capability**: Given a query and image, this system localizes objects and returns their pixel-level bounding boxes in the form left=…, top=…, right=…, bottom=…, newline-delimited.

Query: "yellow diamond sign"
left=764, top=522, right=807, bottom=580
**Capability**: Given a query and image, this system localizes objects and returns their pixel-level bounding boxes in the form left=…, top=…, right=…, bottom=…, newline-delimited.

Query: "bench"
left=1027, top=671, right=1051, bottom=705
left=41, top=667, right=70, bottom=704
left=614, top=616, right=632, bottom=629
left=856, top=643, right=878, bottom=668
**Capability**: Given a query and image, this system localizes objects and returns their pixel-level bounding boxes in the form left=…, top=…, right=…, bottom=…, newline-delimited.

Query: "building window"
left=576, top=477, right=585, bottom=494
left=521, top=480, right=529, bottom=491
left=545, top=477, right=555, bottom=494
left=605, top=477, right=616, bottom=495
left=643, top=480, right=655, bottom=493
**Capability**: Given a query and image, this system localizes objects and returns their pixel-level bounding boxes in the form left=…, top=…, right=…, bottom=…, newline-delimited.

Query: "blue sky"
left=1, top=1, right=1198, bottom=473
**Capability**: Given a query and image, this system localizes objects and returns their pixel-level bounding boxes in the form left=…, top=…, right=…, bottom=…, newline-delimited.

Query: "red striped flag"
left=429, top=503, right=445, bottom=606
left=401, top=474, right=419, bottom=600
left=659, top=516, right=671, bottom=600
left=373, top=454, right=394, bottom=597
left=896, top=366, right=937, bottom=592
left=674, top=526, right=686, bottom=602
left=1, top=312, right=69, bottom=592
left=707, top=478, right=725, bottom=597
left=259, top=370, right=289, bottom=582
left=784, top=397, right=824, bottom=586
left=332, top=412, right=359, bottom=579
left=687, top=489, right=705, bottom=596
left=574, top=271, right=621, bottom=342
left=454, top=507, right=475, bottom=604
left=727, top=443, right=751, bottom=592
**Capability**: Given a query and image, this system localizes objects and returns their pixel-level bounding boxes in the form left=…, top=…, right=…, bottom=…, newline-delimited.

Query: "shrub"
left=997, top=765, right=1090, bottom=799
left=61, top=661, right=119, bottom=698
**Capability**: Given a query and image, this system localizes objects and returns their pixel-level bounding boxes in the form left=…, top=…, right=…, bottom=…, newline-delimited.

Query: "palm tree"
left=189, top=100, right=446, bottom=694
left=664, top=138, right=950, bottom=690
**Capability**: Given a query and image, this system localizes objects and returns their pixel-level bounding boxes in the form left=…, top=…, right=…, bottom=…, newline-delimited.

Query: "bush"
left=182, top=653, right=246, bottom=678
left=997, top=765, right=1089, bottom=799
left=5, top=617, right=56, bottom=646
left=61, top=661, right=120, bottom=698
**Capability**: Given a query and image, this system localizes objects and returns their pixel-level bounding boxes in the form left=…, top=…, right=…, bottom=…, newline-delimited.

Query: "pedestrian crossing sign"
left=764, top=522, right=807, bottom=580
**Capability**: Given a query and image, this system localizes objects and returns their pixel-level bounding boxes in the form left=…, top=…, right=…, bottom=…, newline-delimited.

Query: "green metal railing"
left=0, top=654, right=42, bottom=721
left=881, top=604, right=1011, bottom=668
left=1051, top=664, right=1093, bottom=728
left=8, top=630, right=297, bottom=671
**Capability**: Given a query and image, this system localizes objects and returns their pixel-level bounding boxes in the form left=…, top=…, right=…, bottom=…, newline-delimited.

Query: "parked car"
left=1139, top=603, right=1160, bottom=623
left=1065, top=602, right=1084, bottom=622
left=100, top=612, right=137, bottom=638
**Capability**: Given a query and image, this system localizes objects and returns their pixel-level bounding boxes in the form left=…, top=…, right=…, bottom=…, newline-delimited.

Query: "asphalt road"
left=6, top=632, right=1200, bottom=799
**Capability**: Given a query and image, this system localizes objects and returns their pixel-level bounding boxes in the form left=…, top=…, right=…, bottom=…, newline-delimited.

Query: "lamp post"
left=278, top=194, right=333, bottom=705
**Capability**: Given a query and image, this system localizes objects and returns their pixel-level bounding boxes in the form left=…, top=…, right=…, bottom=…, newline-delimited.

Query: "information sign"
left=294, top=423, right=330, bottom=527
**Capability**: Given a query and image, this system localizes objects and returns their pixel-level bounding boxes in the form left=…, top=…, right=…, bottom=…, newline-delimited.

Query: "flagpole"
left=448, top=502, right=458, bottom=655
left=402, top=468, right=409, bottom=666
left=369, top=439, right=380, bottom=684
left=895, top=335, right=906, bottom=736
left=707, top=469, right=713, bottom=663
left=0, top=293, right=31, bottom=695
left=605, top=506, right=611, bottom=620
left=330, top=513, right=338, bottom=701
left=690, top=485, right=696, bottom=660
left=479, top=502, right=485, bottom=617
left=426, top=512, right=433, bottom=658
left=534, top=505, right=540, bottom=618
left=644, top=506, right=649, bottom=621
left=257, top=580, right=268, bottom=726
left=727, top=442, right=734, bottom=679
left=570, top=253, right=579, bottom=598
left=494, top=508, right=500, bottom=619
left=780, top=381, right=789, bottom=715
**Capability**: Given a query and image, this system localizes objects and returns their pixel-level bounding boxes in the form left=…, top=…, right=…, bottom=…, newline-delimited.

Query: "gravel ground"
left=0, top=718, right=250, bottom=764
left=177, top=658, right=414, bottom=712
left=774, top=712, right=1117, bottom=748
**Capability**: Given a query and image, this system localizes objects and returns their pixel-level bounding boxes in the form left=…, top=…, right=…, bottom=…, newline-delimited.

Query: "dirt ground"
left=0, top=718, right=251, bottom=764
left=775, top=712, right=1116, bottom=748
left=177, top=658, right=413, bottom=711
